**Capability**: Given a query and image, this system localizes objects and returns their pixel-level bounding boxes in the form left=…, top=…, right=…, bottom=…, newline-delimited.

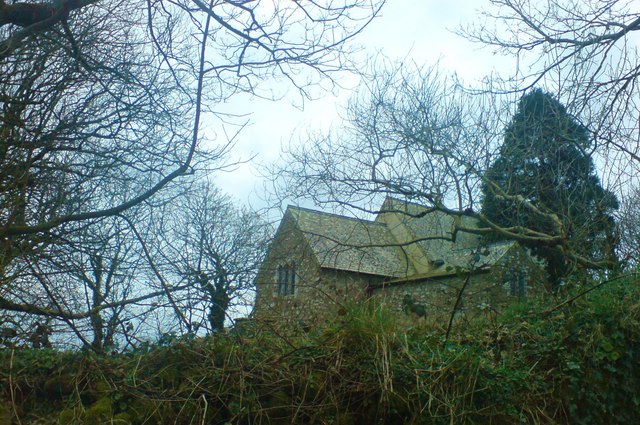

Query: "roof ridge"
left=381, top=196, right=430, bottom=211
left=286, top=204, right=385, bottom=226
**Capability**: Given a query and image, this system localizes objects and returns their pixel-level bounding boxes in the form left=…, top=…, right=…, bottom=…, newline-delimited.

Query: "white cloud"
left=209, top=1, right=515, bottom=206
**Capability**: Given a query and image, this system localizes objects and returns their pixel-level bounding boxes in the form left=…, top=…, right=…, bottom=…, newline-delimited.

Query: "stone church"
left=253, top=197, right=545, bottom=325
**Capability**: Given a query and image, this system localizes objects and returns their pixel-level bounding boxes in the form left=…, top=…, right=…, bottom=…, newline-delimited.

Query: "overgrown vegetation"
left=2, top=274, right=638, bottom=424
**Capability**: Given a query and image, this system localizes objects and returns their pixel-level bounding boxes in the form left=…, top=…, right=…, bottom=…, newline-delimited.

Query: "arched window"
left=277, top=262, right=296, bottom=296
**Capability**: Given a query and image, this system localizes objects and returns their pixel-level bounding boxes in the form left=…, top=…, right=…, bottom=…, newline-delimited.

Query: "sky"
left=212, top=0, right=515, bottom=210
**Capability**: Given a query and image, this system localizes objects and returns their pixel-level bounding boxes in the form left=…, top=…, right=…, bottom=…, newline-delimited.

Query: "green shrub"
left=2, top=274, right=639, bottom=424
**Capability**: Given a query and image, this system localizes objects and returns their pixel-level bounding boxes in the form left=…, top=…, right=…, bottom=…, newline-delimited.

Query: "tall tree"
left=157, top=182, right=271, bottom=333
left=462, top=0, right=640, bottom=193
left=0, top=0, right=383, bottom=281
left=271, top=65, right=619, bottom=282
left=481, top=89, right=619, bottom=286
left=0, top=0, right=383, bottom=343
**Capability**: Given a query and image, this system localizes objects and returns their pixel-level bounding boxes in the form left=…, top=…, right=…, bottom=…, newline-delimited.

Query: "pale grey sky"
left=211, top=1, right=514, bottom=207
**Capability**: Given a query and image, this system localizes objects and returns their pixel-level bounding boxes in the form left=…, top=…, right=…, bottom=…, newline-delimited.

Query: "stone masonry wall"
left=372, top=247, right=547, bottom=323
left=253, top=214, right=387, bottom=327
left=254, top=215, right=548, bottom=328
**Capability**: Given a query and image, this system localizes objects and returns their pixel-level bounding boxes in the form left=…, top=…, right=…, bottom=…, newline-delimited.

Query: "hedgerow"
left=1, top=274, right=639, bottom=424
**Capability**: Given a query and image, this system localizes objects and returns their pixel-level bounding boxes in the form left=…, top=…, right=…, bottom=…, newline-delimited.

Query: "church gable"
left=290, top=206, right=414, bottom=277
left=253, top=198, right=546, bottom=324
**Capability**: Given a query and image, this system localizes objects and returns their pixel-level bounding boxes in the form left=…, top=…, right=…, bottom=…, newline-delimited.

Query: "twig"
left=444, top=253, right=481, bottom=344
left=541, top=272, right=639, bottom=317
left=9, top=349, right=23, bottom=425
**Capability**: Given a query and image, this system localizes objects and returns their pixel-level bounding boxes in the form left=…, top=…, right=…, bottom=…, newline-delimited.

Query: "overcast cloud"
left=209, top=1, right=516, bottom=208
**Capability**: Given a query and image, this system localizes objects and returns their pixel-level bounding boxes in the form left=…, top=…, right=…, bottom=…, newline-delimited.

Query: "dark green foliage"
left=1, top=275, right=640, bottom=424
left=482, top=89, right=619, bottom=286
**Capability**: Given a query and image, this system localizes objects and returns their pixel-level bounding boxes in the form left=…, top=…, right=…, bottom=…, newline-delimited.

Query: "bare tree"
left=618, top=186, right=640, bottom=268
left=270, top=63, right=618, bottom=280
left=0, top=0, right=384, bottom=273
left=0, top=0, right=384, bottom=339
left=271, top=64, right=502, bottom=215
left=156, top=181, right=271, bottom=333
left=0, top=215, right=176, bottom=350
left=461, top=0, right=640, bottom=190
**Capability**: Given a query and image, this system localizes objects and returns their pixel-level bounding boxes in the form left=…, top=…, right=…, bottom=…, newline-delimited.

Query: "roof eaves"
left=369, top=266, right=492, bottom=289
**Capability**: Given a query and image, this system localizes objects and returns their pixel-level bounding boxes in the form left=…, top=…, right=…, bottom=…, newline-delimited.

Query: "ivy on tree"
left=481, top=89, right=619, bottom=287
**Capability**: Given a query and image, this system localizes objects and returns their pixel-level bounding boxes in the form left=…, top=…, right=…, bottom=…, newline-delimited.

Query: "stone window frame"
left=277, top=262, right=296, bottom=296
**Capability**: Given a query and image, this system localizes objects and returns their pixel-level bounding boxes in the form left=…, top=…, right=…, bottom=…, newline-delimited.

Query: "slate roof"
left=377, top=198, right=483, bottom=261
left=287, top=206, right=414, bottom=278
left=439, top=241, right=517, bottom=269
left=284, top=198, right=518, bottom=280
